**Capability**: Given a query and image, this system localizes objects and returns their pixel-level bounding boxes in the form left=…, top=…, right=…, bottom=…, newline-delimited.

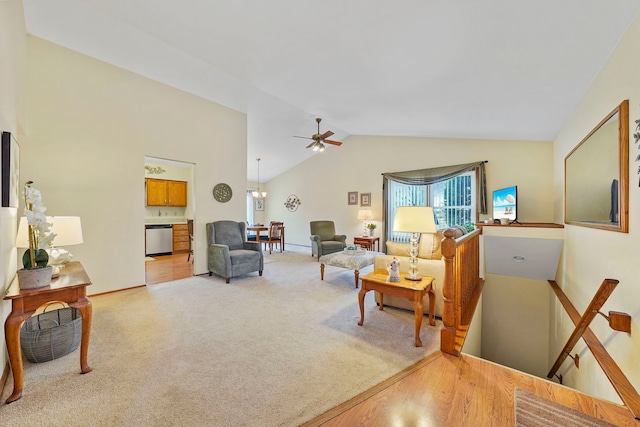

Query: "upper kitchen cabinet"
left=146, top=178, right=187, bottom=207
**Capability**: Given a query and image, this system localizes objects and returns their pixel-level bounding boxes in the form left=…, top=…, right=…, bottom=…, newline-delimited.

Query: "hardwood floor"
left=305, top=352, right=640, bottom=427
left=145, top=253, right=193, bottom=285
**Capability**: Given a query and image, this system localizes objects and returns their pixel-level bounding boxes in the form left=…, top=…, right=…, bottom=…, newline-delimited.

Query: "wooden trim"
left=89, top=284, right=146, bottom=298
left=549, top=280, right=640, bottom=419
left=476, top=222, right=564, bottom=228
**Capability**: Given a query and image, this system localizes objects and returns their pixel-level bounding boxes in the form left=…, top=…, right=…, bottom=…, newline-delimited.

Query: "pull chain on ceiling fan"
left=293, top=118, right=343, bottom=151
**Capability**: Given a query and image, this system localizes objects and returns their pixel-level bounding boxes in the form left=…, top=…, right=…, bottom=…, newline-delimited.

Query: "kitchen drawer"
left=173, top=224, right=188, bottom=231
left=173, top=241, right=190, bottom=251
left=173, top=231, right=189, bottom=239
left=173, top=235, right=190, bottom=243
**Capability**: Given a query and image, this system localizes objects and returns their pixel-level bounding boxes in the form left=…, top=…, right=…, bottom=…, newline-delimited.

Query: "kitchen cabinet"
left=145, top=179, right=187, bottom=207
left=172, top=223, right=190, bottom=253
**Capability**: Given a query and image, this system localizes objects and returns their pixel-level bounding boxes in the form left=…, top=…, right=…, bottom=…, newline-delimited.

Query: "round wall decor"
left=213, top=183, right=232, bottom=202
left=284, top=194, right=301, bottom=212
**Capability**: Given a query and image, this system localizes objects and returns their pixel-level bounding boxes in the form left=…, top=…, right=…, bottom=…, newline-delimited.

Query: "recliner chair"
left=309, top=220, right=347, bottom=261
left=206, top=221, right=263, bottom=283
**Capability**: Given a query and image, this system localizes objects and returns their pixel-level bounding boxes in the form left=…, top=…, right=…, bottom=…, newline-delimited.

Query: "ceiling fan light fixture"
left=294, top=118, right=342, bottom=151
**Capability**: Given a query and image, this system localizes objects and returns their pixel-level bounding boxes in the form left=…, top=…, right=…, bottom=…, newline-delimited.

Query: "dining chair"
left=187, top=219, right=194, bottom=263
left=260, top=221, right=284, bottom=254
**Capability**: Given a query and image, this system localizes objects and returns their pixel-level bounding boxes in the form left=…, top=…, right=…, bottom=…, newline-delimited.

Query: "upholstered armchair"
left=309, top=220, right=347, bottom=260
left=206, top=221, right=263, bottom=283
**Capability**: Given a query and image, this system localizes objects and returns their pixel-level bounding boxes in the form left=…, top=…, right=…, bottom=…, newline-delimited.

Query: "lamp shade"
left=16, top=216, right=84, bottom=248
left=357, top=209, right=373, bottom=220
left=393, top=206, right=436, bottom=233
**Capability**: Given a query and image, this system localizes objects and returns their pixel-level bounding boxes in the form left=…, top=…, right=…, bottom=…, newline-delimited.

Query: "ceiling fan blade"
left=324, top=139, right=342, bottom=146
left=293, top=135, right=313, bottom=140
left=320, top=130, right=334, bottom=139
left=305, top=142, right=316, bottom=148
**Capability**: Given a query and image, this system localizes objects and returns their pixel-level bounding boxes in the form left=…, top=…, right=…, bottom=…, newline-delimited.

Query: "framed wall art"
left=255, top=198, right=264, bottom=211
left=360, top=193, right=371, bottom=207
left=348, top=191, right=358, bottom=205
left=1, top=131, right=20, bottom=208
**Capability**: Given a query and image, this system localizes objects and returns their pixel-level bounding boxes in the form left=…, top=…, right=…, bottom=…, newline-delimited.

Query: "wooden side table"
left=358, top=269, right=435, bottom=347
left=3, top=261, right=93, bottom=403
left=353, top=236, right=380, bottom=252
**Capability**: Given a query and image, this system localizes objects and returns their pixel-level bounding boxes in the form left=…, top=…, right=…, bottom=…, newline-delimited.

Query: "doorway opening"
left=144, top=156, right=195, bottom=284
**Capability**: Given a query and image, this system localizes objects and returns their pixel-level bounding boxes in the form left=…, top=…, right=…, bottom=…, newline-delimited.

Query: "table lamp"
left=357, top=209, right=373, bottom=236
left=17, top=216, right=84, bottom=277
left=393, top=206, right=436, bottom=280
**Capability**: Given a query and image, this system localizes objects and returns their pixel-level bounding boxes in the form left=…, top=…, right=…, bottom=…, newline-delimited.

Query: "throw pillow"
left=417, top=230, right=445, bottom=260
left=386, top=241, right=411, bottom=257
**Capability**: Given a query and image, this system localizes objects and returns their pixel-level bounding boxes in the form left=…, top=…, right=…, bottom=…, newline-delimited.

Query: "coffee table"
left=319, top=250, right=384, bottom=288
left=358, top=269, right=435, bottom=347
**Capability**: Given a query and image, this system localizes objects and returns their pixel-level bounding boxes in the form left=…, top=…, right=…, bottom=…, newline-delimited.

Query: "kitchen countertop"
left=145, top=217, right=187, bottom=225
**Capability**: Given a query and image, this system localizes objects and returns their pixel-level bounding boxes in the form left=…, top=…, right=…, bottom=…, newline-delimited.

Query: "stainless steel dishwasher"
left=145, top=224, right=173, bottom=256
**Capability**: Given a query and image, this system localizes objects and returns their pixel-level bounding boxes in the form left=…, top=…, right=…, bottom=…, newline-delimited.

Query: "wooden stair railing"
left=440, top=228, right=483, bottom=356
left=547, top=278, right=618, bottom=380
left=549, top=279, right=640, bottom=419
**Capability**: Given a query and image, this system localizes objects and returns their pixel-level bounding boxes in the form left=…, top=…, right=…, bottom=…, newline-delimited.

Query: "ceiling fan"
left=294, top=118, right=342, bottom=152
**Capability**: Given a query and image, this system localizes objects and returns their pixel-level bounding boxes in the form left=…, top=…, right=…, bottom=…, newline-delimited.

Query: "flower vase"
left=369, top=230, right=374, bottom=237
left=17, top=266, right=52, bottom=290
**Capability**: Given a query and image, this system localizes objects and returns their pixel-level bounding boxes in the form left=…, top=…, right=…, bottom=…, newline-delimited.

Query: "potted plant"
left=367, top=222, right=377, bottom=236
left=17, top=181, right=56, bottom=289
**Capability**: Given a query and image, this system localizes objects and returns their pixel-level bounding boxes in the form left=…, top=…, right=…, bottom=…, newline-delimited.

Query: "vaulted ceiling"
left=22, top=0, right=640, bottom=181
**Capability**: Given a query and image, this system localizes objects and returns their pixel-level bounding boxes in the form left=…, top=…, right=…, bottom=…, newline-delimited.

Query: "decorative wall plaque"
left=284, top=194, right=301, bottom=212
left=213, top=183, right=232, bottom=202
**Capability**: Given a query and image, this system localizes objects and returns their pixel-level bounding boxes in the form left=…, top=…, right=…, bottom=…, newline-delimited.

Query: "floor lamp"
left=393, top=206, right=436, bottom=281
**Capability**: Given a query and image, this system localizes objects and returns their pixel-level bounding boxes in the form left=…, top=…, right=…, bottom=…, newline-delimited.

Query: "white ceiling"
left=22, top=0, right=640, bottom=182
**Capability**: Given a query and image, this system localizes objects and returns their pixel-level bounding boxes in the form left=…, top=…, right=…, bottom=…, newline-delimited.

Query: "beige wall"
left=0, top=0, right=27, bottom=378
left=265, top=135, right=554, bottom=247
left=552, top=13, right=640, bottom=403
left=21, top=36, right=247, bottom=294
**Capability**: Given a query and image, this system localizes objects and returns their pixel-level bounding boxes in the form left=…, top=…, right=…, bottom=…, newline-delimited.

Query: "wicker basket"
left=20, top=302, right=82, bottom=363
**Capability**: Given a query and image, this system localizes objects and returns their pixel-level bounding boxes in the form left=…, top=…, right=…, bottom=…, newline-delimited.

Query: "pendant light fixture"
left=251, top=158, right=267, bottom=198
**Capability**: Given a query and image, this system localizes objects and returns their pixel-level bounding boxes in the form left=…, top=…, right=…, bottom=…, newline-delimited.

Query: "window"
left=431, top=172, right=475, bottom=228
left=386, top=172, right=475, bottom=242
left=246, top=191, right=255, bottom=225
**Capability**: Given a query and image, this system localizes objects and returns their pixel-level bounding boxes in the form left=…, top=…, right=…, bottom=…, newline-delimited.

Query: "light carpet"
left=0, top=247, right=440, bottom=426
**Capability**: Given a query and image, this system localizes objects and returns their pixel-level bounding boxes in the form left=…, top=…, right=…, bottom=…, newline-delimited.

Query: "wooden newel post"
left=440, top=228, right=457, bottom=355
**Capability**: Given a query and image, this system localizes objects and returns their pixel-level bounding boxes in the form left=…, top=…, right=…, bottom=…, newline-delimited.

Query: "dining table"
left=247, top=224, right=285, bottom=251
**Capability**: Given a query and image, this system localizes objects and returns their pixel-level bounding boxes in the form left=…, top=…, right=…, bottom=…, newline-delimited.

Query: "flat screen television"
left=493, top=185, right=517, bottom=222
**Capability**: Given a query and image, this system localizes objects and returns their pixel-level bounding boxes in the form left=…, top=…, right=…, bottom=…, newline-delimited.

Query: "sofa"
left=373, top=226, right=468, bottom=318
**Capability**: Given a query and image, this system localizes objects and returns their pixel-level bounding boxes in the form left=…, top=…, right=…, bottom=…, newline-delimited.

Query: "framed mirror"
left=565, top=99, right=629, bottom=232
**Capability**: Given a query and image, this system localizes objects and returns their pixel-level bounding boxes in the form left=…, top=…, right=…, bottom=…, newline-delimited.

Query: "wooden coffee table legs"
left=320, top=263, right=360, bottom=288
